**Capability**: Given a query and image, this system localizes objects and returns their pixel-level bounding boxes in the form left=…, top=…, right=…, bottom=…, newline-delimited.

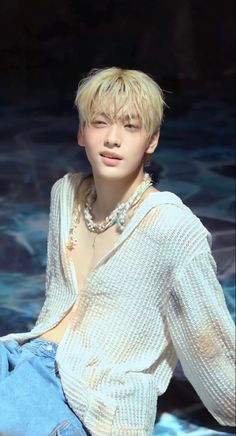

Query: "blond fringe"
left=74, top=67, right=166, bottom=138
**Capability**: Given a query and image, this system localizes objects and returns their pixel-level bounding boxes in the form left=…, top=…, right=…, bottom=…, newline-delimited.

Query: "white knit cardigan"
left=1, top=172, right=235, bottom=435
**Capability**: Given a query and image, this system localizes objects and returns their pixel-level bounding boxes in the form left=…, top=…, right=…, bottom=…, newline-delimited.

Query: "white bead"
left=78, top=173, right=152, bottom=237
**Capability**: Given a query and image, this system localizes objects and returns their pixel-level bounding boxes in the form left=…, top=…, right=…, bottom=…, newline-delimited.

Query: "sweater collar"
left=61, top=172, right=184, bottom=247
left=59, top=172, right=186, bottom=291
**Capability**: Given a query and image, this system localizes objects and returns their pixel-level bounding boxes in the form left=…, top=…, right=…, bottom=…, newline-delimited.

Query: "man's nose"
left=104, top=124, right=121, bottom=146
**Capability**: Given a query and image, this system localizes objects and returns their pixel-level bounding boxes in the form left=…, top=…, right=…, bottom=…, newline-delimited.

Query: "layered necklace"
left=66, top=172, right=153, bottom=251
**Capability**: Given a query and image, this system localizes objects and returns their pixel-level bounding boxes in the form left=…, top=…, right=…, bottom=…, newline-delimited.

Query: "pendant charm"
left=66, top=230, right=77, bottom=251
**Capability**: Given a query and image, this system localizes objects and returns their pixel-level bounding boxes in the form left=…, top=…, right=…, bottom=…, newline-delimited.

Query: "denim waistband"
left=21, top=337, right=58, bottom=357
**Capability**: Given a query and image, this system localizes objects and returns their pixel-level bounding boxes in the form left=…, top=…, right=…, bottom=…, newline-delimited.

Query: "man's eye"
left=125, top=124, right=138, bottom=129
left=92, top=120, right=106, bottom=126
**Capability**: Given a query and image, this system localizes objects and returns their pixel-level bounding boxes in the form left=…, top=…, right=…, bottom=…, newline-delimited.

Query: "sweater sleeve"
left=166, top=248, right=235, bottom=426
left=35, top=177, right=63, bottom=325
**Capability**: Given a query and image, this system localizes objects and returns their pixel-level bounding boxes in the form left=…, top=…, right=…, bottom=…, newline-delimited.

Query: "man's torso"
left=40, top=176, right=159, bottom=344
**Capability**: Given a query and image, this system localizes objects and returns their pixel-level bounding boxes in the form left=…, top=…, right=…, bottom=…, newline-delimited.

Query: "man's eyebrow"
left=95, top=112, right=112, bottom=119
left=122, top=114, right=141, bottom=123
left=122, top=114, right=140, bottom=120
left=92, top=112, right=141, bottom=122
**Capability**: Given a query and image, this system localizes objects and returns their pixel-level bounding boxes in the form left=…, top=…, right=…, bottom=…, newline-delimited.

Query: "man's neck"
left=90, top=170, right=146, bottom=222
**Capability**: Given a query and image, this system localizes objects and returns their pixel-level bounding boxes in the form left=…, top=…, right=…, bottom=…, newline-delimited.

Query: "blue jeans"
left=0, top=338, right=90, bottom=436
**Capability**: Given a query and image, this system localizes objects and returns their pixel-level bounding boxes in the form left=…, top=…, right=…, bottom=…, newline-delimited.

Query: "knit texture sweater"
left=1, top=172, right=235, bottom=435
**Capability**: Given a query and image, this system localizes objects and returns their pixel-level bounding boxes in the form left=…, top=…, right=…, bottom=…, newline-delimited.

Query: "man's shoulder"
left=143, top=192, right=209, bottom=240
left=51, top=170, right=91, bottom=193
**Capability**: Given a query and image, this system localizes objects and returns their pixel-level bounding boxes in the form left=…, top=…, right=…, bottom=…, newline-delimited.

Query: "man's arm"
left=35, top=177, right=63, bottom=325
left=166, top=249, right=235, bottom=426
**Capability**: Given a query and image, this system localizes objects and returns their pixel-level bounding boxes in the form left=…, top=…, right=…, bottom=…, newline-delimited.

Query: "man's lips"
left=100, top=152, right=123, bottom=160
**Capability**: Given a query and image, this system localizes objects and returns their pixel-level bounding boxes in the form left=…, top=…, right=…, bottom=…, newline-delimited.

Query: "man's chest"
left=67, top=213, right=121, bottom=292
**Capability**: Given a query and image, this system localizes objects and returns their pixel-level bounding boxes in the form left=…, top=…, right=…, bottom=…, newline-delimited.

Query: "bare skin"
left=40, top=176, right=160, bottom=344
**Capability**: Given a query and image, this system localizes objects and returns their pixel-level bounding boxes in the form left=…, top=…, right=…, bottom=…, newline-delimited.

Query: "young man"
left=0, top=67, right=235, bottom=436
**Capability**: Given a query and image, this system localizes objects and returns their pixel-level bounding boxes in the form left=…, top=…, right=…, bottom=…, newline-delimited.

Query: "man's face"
left=78, top=112, right=159, bottom=180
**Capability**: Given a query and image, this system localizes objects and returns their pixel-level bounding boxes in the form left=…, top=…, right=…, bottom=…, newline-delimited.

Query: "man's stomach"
left=39, top=305, right=76, bottom=344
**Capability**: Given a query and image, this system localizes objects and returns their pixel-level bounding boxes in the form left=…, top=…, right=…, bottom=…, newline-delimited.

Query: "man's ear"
left=146, top=130, right=160, bottom=154
left=77, top=127, right=85, bottom=147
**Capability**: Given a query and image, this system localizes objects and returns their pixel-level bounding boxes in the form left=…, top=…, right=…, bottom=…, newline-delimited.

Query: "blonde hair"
left=74, top=67, right=166, bottom=138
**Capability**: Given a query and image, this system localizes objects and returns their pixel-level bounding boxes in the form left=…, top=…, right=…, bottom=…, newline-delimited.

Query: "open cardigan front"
left=1, top=172, right=235, bottom=435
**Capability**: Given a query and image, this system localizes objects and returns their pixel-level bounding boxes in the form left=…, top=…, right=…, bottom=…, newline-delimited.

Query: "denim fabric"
left=0, top=338, right=90, bottom=436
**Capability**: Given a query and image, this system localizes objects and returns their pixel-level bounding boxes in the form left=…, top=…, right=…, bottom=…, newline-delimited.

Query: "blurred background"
left=0, top=1, right=235, bottom=434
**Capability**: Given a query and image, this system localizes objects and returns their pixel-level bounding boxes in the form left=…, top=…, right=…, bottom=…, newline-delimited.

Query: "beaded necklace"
left=66, top=172, right=152, bottom=251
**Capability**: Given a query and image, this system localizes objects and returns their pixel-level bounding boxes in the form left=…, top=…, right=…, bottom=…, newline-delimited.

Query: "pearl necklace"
left=66, top=172, right=153, bottom=251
